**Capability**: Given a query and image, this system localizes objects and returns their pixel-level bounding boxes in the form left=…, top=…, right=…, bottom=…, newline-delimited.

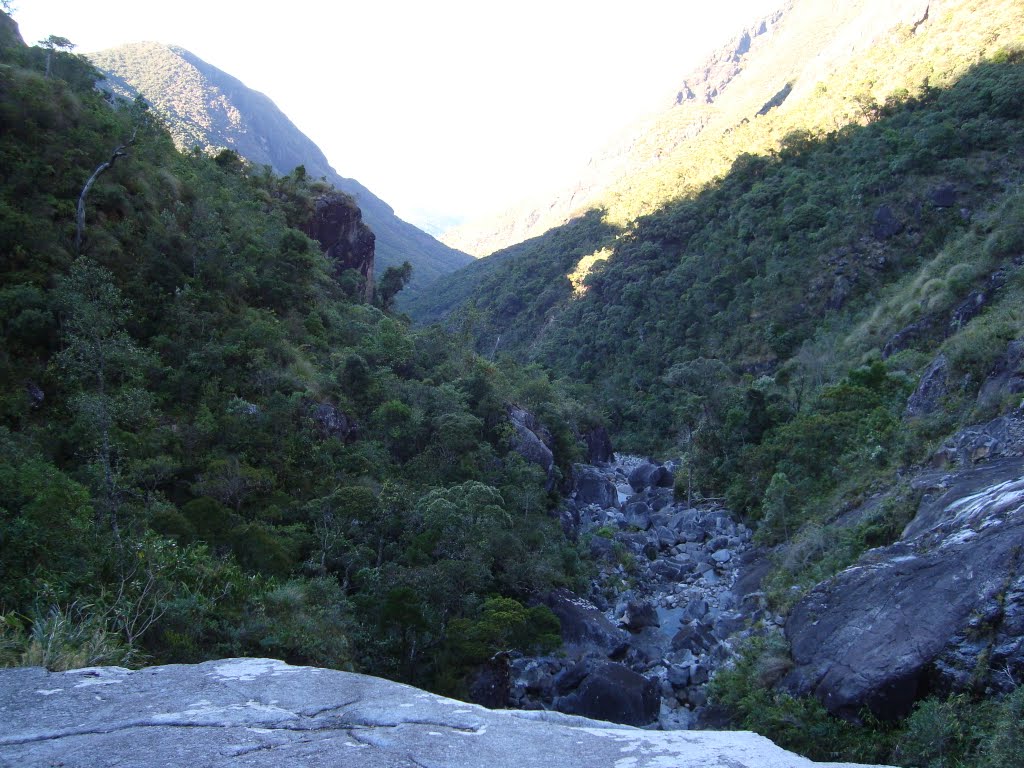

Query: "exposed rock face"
left=507, top=406, right=556, bottom=490
left=872, top=204, right=904, bottom=240
left=310, top=401, right=358, bottom=442
left=977, top=339, right=1024, bottom=410
left=904, top=354, right=949, bottom=418
left=0, top=658, right=889, bottom=768
left=785, top=412, right=1024, bottom=721
left=583, top=425, right=615, bottom=465
left=303, top=192, right=376, bottom=303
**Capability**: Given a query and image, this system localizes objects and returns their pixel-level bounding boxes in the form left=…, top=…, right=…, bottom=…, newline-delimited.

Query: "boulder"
left=310, top=401, right=359, bottom=442
left=785, top=457, right=1024, bottom=720
left=0, top=658, right=891, bottom=768
left=627, top=462, right=675, bottom=492
left=543, top=588, right=629, bottom=658
left=671, top=622, right=717, bottom=656
left=572, top=465, right=618, bottom=508
left=929, top=183, right=958, bottom=208
left=555, top=661, right=659, bottom=726
left=977, top=339, right=1024, bottom=409
left=621, top=600, right=661, bottom=633
left=871, top=204, right=904, bottom=239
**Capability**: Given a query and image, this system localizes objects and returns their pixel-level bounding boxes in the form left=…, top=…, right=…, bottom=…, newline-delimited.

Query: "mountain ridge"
left=88, top=42, right=473, bottom=292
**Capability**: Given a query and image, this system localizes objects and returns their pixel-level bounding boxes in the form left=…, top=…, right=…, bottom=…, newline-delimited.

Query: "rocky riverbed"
left=479, top=455, right=775, bottom=729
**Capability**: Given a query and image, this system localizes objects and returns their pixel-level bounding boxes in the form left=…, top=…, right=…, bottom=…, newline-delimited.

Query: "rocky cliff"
left=303, top=192, right=376, bottom=303
left=0, top=658, right=893, bottom=767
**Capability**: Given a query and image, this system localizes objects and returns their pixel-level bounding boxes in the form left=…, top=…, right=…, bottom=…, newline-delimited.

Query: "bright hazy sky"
left=14, top=0, right=780, bottom=232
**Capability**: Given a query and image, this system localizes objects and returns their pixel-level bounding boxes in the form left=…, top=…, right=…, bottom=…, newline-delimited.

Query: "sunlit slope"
left=441, top=0, right=1017, bottom=257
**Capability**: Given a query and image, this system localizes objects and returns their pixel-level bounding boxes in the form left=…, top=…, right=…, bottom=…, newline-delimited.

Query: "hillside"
left=440, top=0, right=964, bottom=257
left=88, top=42, right=473, bottom=292
left=0, top=19, right=591, bottom=700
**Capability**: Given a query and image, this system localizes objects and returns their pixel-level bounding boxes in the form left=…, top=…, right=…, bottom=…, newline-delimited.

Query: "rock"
left=784, top=456, right=1024, bottom=720
left=949, top=290, right=987, bottom=331
left=929, top=183, right=957, bottom=208
left=302, top=192, right=376, bottom=303
left=977, top=339, right=1024, bottom=409
left=672, top=623, right=716, bottom=656
left=556, top=661, right=660, bottom=726
left=628, top=462, right=675, bottom=492
left=904, top=354, right=949, bottom=418
left=573, top=465, right=619, bottom=508
left=310, top=401, right=358, bottom=442
left=621, top=600, right=661, bottom=633
left=711, top=549, right=733, bottom=564
left=582, top=425, right=615, bottom=465
left=0, top=658, right=891, bottom=767
left=544, top=588, right=630, bottom=658
left=622, top=501, right=653, bottom=530
left=509, top=407, right=556, bottom=489
left=667, top=665, right=691, bottom=688
left=882, top=317, right=936, bottom=359
left=872, top=204, right=904, bottom=240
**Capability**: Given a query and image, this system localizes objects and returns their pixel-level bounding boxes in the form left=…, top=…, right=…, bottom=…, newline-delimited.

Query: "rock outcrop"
left=507, top=406, right=557, bottom=490
left=302, top=192, right=376, bottom=303
left=784, top=411, right=1024, bottom=720
left=0, top=658, right=893, bottom=768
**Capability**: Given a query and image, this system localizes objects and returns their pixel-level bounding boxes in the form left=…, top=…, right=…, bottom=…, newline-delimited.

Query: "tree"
left=38, top=35, right=75, bottom=78
left=377, top=261, right=413, bottom=312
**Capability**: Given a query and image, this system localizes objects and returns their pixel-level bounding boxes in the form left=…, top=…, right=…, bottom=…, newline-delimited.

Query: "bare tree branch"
left=76, top=129, right=137, bottom=255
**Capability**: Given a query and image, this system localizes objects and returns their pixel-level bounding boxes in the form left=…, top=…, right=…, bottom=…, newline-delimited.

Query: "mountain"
left=87, top=42, right=473, bottom=293
left=440, top=0, right=949, bottom=257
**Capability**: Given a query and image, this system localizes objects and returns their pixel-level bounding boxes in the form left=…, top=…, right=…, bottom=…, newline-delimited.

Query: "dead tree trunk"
left=76, top=131, right=136, bottom=254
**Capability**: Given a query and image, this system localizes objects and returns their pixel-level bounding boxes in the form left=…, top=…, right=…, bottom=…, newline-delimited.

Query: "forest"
left=3, top=4, right=1024, bottom=766
left=0, top=21, right=592, bottom=697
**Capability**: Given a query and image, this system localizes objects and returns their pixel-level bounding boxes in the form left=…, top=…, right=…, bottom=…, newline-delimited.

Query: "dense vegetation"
left=0, top=20, right=591, bottom=696
left=406, top=1, right=1024, bottom=763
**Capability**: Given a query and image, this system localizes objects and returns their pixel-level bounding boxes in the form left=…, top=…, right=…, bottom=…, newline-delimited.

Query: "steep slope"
left=0, top=25, right=591, bottom=701
left=88, top=42, right=473, bottom=291
left=441, top=0, right=944, bottom=257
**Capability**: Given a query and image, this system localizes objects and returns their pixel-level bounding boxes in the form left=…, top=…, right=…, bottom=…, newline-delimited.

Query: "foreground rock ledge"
left=0, top=658, right=892, bottom=768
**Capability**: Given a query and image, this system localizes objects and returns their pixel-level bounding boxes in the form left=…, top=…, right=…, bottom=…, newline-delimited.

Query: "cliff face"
left=303, top=192, right=376, bottom=303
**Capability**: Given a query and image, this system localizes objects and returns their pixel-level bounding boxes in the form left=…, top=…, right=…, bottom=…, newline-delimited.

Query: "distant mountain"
left=88, top=42, right=473, bottom=292
left=440, top=0, right=952, bottom=257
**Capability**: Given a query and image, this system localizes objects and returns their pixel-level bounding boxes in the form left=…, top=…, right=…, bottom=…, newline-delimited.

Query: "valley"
left=1, top=1, right=1023, bottom=766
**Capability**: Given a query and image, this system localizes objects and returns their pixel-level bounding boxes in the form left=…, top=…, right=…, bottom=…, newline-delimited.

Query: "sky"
left=13, top=0, right=781, bottom=233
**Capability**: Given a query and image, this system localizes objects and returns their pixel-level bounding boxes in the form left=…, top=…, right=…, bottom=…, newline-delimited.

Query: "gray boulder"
left=573, top=465, right=619, bottom=508
left=628, top=462, right=675, bottom=492
left=785, top=457, right=1024, bottom=720
left=544, top=588, right=629, bottom=658
left=872, top=204, right=904, bottom=239
left=555, top=661, right=659, bottom=726
left=508, top=406, right=556, bottom=488
left=0, top=658, right=892, bottom=767
left=621, top=600, right=661, bottom=633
